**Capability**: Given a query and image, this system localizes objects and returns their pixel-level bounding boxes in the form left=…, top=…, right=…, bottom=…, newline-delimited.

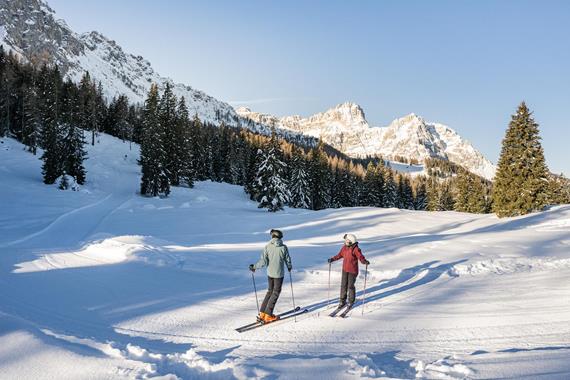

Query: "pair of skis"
left=329, top=303, right=353, bottom=318
left=235, top=306, right=308, bottom=333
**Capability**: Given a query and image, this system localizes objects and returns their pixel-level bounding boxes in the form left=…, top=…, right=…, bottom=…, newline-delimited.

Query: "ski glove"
left=364, top=260, right=370, bottom=265
left=249, top=264, right=255, bottom=272
left=288, top=266, right=292, bottom=272
left=327, top=258, right=333, bottom=263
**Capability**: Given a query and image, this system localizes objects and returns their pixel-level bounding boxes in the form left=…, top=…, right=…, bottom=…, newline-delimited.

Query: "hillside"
left=0, top=134, right=569, bottom=379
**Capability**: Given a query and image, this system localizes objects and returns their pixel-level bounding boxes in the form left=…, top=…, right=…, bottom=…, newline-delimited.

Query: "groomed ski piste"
left=1, top=134, right=569, bottom=379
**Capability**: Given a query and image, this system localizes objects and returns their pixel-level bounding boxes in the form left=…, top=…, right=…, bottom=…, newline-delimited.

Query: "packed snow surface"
left=1, top=135, right=569, bottom=379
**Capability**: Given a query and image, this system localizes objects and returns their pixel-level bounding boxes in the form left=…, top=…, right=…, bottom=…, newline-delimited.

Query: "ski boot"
left=263, top=313, right=280, bottom=323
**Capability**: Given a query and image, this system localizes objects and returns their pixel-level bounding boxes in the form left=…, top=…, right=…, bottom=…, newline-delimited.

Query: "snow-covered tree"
left=288, top=145, right=311, bottom=209
left=309, top=140, right=331, bottom=210
left=255, top=128, right=289, bottom=212
left=140, top=84, right=169, bottom=197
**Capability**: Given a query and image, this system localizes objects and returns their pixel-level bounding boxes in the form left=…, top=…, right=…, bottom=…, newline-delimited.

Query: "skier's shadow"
left=305, top=260, right=467, bottom=314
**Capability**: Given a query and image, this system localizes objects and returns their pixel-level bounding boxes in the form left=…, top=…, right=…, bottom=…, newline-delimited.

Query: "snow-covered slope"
left=238, top=103, right=496, bottom=179
left=0, top=0, right=239, bottom=125
left=1, top=134, right=569, bottom=379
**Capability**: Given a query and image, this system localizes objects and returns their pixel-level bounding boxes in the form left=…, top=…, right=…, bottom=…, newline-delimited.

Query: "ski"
left=236, top=308, right=308, bottom=333
left=329, top=304, right=348, bottom=317
left=235, top=306, right=301, bottom=332
left=339, top=304, right=354, bottom=318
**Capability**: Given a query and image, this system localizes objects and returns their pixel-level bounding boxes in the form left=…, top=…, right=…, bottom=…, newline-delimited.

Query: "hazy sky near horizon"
left=46, top=0, right=570, bottom=174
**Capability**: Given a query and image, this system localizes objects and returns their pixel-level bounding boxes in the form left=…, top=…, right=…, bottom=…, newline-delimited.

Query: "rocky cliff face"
left=237, top=103, right=496, bottom=179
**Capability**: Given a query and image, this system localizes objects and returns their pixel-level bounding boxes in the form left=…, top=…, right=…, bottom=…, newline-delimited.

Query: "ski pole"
left=288, top=270, right=296, bottom=310
left=361, top=264, right=368, bottom=316
left=251, top=271, right=260, bottom=314
left=327, top=262, right=331, bottom=309
left=288, top=270, right=298, bottom=322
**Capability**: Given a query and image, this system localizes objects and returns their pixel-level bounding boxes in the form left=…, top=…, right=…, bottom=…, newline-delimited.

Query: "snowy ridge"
left=0, top=0, right=323, bottom=147
left=0, top=0, right=238, bottom=125
left=238, top=103, right=497, bottom=179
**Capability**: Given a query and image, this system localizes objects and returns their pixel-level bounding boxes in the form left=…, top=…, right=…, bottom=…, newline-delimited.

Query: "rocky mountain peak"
left=310, top=102, right=367, bottom=127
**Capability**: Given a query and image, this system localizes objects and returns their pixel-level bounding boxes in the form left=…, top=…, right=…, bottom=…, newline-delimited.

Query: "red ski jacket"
left=330, top=243, right=367, bottom=275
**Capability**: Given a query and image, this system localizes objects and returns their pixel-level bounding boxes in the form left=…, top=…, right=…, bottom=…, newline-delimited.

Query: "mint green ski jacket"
left=254, top=238, right=292, bottom=278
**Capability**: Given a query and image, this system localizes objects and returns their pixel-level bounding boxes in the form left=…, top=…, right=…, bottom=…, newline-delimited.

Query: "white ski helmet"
left=344, top=234, right=357, bottom=244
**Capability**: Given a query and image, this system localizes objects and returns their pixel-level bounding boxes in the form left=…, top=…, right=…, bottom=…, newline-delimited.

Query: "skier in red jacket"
left=328, top=234, right=369, bottom=310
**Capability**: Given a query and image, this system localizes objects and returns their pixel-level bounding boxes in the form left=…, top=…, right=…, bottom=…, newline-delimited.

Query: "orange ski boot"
left=263, top=313, right=280, bottom=323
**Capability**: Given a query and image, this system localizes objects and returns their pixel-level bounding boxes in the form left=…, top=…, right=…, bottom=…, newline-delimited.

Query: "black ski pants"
left=340, top=270, right=357, bottom=305
left=260, top=276, right=283, bottom=315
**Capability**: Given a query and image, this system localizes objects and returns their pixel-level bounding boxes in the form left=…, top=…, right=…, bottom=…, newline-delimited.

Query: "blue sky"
left=47, top=0, right=570, bottom=174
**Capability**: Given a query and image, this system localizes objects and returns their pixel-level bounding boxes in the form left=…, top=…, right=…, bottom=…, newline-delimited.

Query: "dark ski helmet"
left=270, top=229, right=283, bottom=239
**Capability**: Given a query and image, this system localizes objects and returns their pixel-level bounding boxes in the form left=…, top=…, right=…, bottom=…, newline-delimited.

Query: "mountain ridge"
left=1, top=0, right=495, bottom=179
left=237, top=103, right=496, bottom=179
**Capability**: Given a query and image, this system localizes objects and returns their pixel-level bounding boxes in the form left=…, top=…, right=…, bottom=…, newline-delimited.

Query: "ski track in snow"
left=1, top=135, right=570, bottom=379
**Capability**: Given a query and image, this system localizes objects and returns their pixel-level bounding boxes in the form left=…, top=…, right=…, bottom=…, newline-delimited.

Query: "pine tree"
left=213, top=123, right=231, bottom=182
left=426, top=177, right=439, bottom=211
left=309, top=140, right=331, bottom=210
left=255, top=128, right=289, bottom=211
left=383, top=167, right=398, bottom=208
left=0, top=47, right=14, bottom=137
left=288, top=145, right=311, bottom=209
left=402, top=175, right=414, bottom=209
left=246, top=146, right=264, bottom=200
left=493, top=102, right=549, bottom=217
left=59, top=79, right=86, bottom=185
left=140, top=84, right=169, bottom=197
left=62, top=123, right=87, bottom=185
left=439, top=181, right=455, bottom=211
left=175, top=97, right=194, bottom=187
left=21, top=74, right=41, bottom=154
left=467, top=176, right=487, bottom=213
left=79, top=72, right=99, bottom=145
left=414, top=179, right=428, bottom=210
left=454, top=169, right=471, bottom=212
left=39, top=65, right=63, bottom=184
left=159, top=83, right=177, bottom=185
left=192, top=114, right=208, bottom=180
left=363, top=162, right=382, bottom=207
left=228, top=133, right=247, bottom=185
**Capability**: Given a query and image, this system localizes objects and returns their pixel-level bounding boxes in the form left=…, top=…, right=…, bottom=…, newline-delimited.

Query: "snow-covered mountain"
left=237, top=102, right=496, bottom=179
left=1, top=0, right=495, bottom=179
left=0, top=0, right=240, bottom=125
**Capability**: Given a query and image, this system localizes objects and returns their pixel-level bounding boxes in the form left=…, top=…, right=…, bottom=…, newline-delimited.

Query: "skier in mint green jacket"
left=249, top=229, right=292, bottom=323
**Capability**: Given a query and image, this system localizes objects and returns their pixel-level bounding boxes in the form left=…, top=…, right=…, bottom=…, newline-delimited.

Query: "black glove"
left=288, top=267, right=292, bottom=272
left=364, top=260, right=370, bottom=265
left=249, top=264, right=255, bottom=272
left=327, top=258, right=333, bottom=264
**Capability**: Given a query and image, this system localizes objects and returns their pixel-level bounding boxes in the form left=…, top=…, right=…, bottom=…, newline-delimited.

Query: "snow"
left=1, top=134, right=569, bottom=379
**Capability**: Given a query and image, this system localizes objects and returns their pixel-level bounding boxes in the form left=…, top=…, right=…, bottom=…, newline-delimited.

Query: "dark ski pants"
left=340, top=270, right=357, bottom=305
left=260, top=276, right=283, bottom=315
